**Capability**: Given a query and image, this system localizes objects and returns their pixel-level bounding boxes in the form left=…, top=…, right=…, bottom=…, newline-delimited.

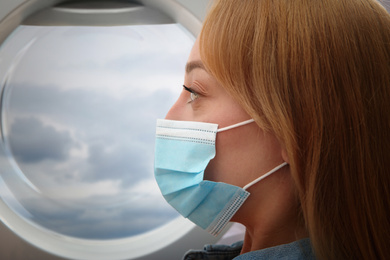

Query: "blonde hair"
left=199, top=0, right=390, bottom=259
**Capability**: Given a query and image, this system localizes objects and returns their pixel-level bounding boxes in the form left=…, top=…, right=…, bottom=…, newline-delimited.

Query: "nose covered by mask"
left=154, top=118, right=287, bottom=236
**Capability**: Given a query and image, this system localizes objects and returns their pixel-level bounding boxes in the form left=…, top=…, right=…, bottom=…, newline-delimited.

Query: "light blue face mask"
left=154, top=118, right=288, bottom=236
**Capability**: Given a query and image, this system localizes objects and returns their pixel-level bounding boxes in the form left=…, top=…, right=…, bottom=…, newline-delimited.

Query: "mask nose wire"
left=217, top=119, right=255, bottom=132
left=243, top=162, right=289, bottom=190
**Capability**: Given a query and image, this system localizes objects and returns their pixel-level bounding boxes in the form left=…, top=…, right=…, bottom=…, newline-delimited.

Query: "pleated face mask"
left=154, top=118, right=287, bottom=236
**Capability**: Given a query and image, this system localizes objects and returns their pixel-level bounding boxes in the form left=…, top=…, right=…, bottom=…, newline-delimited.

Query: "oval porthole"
left=0, top=1, right=227, bottom=259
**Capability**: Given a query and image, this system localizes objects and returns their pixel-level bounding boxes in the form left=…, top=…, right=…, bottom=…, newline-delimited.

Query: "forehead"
left=185, top=39, right=211, bottom=75
left=187, top=38, right=201, bottom=64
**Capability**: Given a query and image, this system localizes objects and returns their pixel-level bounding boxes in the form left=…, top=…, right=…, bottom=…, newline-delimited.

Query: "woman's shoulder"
left=183, top=238, right=315, bottom=260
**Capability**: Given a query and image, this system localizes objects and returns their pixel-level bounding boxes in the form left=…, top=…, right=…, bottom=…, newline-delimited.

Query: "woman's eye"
left=190, top=92, right=199, bottom=102
left=183, top=85, right=199, bottom=103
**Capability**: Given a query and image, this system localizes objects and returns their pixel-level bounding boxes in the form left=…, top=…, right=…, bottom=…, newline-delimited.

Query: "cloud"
left=6, top=82, right=176, bottom=187
left=8, top=117, right=76, bottom=163
left=10, top=24, right=193, bottom=96
left=17, top=186, right=179, bottom=239
left=84, top=141, right=151, bottom=187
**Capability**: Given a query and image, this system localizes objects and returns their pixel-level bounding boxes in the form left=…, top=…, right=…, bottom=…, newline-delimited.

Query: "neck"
left=240, top=218, right=308, bottom=254
left=232, top=168, right=308, bottom=254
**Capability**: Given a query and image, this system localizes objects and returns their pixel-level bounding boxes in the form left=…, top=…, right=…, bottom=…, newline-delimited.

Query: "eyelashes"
left=183, top=85, right=199, bottom=103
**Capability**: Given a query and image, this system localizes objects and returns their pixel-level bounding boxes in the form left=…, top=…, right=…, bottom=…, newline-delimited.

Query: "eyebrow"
left=185, top=60, right=206, bottom=74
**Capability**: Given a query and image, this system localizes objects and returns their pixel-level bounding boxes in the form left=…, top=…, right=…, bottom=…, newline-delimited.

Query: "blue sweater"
left=183, top=238, right=316, bottom=260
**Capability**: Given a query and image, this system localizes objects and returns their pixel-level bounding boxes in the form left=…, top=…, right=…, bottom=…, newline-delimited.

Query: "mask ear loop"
left=243, top=162, right=289, bottom=190
left=217, top=119, right=255, bottom=132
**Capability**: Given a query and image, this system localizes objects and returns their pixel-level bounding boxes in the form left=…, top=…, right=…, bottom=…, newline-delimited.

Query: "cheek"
left=204, top=130, right=250, bottom=184
left=204, top=126, right=284, bottom=187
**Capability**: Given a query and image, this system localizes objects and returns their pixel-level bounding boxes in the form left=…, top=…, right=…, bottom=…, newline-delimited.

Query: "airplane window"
left=0, top=22, right=193, bottom=241
left=0, top=1, right=235, bottom=259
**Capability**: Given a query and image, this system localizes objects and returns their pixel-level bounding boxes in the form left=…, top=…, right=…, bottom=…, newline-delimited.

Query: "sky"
left=0, top=23, right=194, bottom=239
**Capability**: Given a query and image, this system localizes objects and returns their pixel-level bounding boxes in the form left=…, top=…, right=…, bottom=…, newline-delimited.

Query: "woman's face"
left=166, top=39, right=284, bottom=188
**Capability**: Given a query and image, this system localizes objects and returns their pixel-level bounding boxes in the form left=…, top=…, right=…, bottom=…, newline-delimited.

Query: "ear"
left=281, top=148, right=289, bottom=164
